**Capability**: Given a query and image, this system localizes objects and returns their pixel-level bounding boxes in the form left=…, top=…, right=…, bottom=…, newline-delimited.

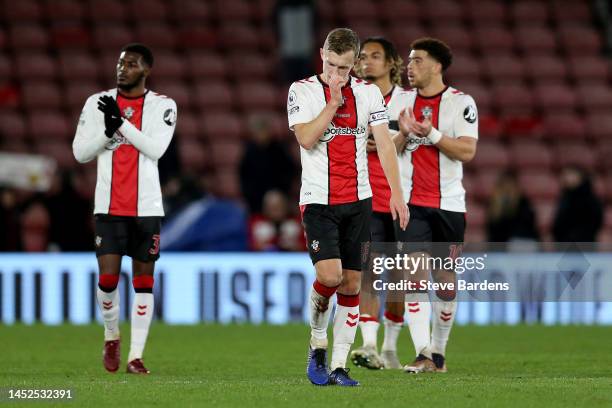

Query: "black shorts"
left=302, top=198, right=372, bottom=271
left=94, top=214, right=162, bottom=262
left=395, top=204, right=465, bottom=257
left=370, top=211, right=395, bottom=243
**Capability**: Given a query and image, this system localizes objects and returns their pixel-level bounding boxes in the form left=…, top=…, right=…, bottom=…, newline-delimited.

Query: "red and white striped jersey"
left=367, top=85, right=411, bottom=213
left=399, top=86, right=478, bottom=213
left=287, top=75, right=389, bottom=206
left=73, top=89, right=177, bottom=217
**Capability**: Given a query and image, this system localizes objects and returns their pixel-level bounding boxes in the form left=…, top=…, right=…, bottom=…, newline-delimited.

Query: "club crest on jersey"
left=421, top=106, right=433, bottom=119
left=311, top=240, right=320, bottom=253
left=123, top=106, right=135, bottom=119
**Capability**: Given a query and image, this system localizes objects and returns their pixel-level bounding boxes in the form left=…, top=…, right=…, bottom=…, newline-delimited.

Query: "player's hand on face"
left=390, top=193, right=409, bottom=230
left=328, top=74, right=344, bottom=107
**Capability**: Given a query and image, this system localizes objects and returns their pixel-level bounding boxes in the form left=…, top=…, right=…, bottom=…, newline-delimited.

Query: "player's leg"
left=430, top=266, right=456, bottom=373
left=395, top=206, right=436, bottom=373
left=307, top=260, right=342, bottom=385
left=328, top=268, right=360, bottom=386
left=328, top=199, right=371, bottom=386
left=97, top=255, right=122, bottom=341
left=310, top=259, right=342, bottom=350
left=402, top=253, right=435, bottom=373
left=351, top=212, right=386, bottom=370
left=429, top=210, right=466, bottom=373
left=94, top=214, right=128, bottom=373
left=126, top=216, right=161, bottom=374
left=303, top=204, right=342, bottom=385
left=381, top=291, right=404, bottom=369
left=356, top=282, right=380, bottom=348
left=350, top=282, right=383, bottom=369
left=381, top=212, right=404, bottom=369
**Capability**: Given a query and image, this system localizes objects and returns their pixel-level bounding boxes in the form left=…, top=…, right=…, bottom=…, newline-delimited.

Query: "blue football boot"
left=328, top=367, right=360, bottom=386
left=307, top=348, right=329, bottom=385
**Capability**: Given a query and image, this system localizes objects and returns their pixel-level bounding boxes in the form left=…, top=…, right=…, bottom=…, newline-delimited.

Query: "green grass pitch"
left=1, top=324, right=611, bottom=407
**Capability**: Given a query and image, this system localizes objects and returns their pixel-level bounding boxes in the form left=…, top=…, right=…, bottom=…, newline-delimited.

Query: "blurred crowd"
left=0, top=0, right=610, bottom=252
left=0, top=110, right=607, bottom=253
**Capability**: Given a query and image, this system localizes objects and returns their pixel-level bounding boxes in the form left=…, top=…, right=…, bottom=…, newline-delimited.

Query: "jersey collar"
left=416, top=85, right=449, bottom=100
left=117, top=89, right=149, bottom=99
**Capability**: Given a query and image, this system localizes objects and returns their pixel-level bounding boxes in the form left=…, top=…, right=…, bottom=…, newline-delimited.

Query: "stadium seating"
left=178, top=140, right=208, bottom=172
left=0, top=111, right=27, bottom=138
left=27, top=111, right=72, bottom=141
left=58, top=52, right=99, bottom=80
left=1, top=0, right=610, bottom=243
left=9, top=23, right=48, bottom=49
left=15, top=52, right=57, bottom=80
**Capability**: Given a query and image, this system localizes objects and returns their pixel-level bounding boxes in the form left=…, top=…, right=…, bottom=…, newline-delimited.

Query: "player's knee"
left=98, top=273, right=120, bottom=293
left=436, top=288, right=456, bottom=301
left=339, top=276, right=361, bottom=295
left=316, top=273, right=342, bottom=288
left=132, top=275, right=154, bottom=294
left=316, top=269, right=342, bottom=287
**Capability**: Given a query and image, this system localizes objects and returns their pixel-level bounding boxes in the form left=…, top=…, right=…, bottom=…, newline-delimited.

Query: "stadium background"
left=0, top=0, right=611, bottom=325
left=1, top=2, right=612, bottom=406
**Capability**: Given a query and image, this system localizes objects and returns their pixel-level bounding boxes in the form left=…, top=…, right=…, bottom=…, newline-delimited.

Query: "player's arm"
left=72, top=95, right=109, bottom=163
left=433, top=135, right=476, bottom=162
left=371, top=124, right=408, bottom=229
left=367, top=130, right=406, bottom=153
left=117, top=99, right=177, bottom=161
left=290, top=76, right=344, bottom=150
left=391, top=131, right=409, bottom=153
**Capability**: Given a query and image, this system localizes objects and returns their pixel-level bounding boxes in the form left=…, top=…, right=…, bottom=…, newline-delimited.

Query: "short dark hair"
left=410, top=38, right=452, bottom=71
left=324, top=28, right=360, bottom=58
left=361, top=37, right=404, bottom=86
left=120, top=43, right=154, bottom=67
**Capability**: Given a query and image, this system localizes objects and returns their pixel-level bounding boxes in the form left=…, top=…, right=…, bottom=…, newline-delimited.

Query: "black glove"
left=97, top=95, right=124, bottom=138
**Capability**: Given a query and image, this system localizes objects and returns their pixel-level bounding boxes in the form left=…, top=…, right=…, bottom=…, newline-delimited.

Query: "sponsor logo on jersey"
left=104, top=134, right=130, bottom=150
left=463, top=105, right=477, bottom=123
left=289, top=106, right=300, bottom=116
left=287, top=90, right=297, bottom=107
left=405, top=135, right=433, bottom=152
left=320, top=126, right=367, bottom=142
left=163, top=108, right=177, bottom=126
